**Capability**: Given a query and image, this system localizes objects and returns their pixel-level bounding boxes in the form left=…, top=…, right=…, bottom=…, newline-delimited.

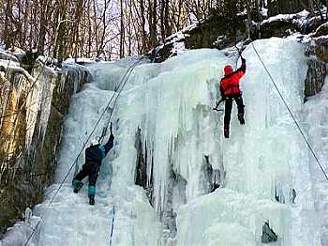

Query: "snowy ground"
left=2, top=37, right=328, bottom=246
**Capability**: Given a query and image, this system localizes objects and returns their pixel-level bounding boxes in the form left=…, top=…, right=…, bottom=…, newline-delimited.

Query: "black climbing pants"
left=74, top=161, right=100, bottom=186
left=224, top=94, right=245, bottom=129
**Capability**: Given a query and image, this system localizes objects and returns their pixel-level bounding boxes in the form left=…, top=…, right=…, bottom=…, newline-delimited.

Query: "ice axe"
left=99, top=122, right=112, bottom=142
left=213, top=98, right=225, bottom=112
left=109, top=122, right=113, bottom=135
left=234, top=44, right=245, bottom=69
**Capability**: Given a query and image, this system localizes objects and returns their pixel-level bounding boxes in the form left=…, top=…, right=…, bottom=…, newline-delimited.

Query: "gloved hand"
left=241, top=56, right=246, bottom=64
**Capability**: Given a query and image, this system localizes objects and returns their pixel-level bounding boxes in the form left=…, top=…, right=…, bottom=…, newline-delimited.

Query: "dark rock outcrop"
left=304, top=24, right=328, bottom=101
left=150, top=8, right=326, bottom=64
left=268, top=0, right=306, bottom=16
left=257, top=15, right=303, bottom=39
left=261, top=221, right=278, bottom=243
left=134, top=127, right=154, bottom=203
left=150, top=14, right=247, bottom=62
left=304, top=57, right=326, bottom=100
left=184, top=15, right=246, bottom=50
left=202, top=155, right=224, bottom=193
left=162, top=168, right=187, bottom=241
left=314, top=35, right=328, bottom=63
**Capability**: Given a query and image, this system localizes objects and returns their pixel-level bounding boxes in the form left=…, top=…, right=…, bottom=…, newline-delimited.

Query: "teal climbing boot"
left=72, top=179, right=84, bottom=193
left=88, top=185, right=96, bottom=205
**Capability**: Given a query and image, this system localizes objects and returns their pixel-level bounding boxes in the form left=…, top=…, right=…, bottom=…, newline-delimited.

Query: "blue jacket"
left=85, top=134, right=114, bottom=164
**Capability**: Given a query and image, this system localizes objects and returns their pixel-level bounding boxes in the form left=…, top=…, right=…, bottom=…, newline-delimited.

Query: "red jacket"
left=220, top=58, right=246, bottom=97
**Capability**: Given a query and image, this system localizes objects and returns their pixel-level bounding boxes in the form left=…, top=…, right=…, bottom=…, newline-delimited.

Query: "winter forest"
left=1, top=0, right=326, bottom=60
left=1, top=0, right=328, bottom=245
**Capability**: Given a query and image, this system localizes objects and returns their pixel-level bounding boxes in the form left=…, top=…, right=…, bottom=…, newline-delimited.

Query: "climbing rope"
left=23, top=58, right=145, bottom=246
left=109, top=206, right=116, bottom=246
left=251, top=42, right=328, bottom=182
left=73, top=59, right=144, bottom=175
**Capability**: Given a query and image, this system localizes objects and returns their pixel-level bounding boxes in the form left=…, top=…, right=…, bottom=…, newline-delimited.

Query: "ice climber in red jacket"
left=219, top=56, right=246, bottom=138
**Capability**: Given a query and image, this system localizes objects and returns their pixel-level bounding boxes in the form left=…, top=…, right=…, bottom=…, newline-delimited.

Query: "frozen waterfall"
left=2, top=37, right=326, bottom=246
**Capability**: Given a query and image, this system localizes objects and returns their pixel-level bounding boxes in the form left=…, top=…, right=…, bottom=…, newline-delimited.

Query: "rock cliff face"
left=304, top=23, right=328, bottom=100
left=150, top=14, right=247, bottom=63
left=149, top=5, right=326, bottom=62
left=304, top=47, right=327, bottom=100
left=149, top=9, right=327, bottom=100
left=314, top=23, right=328, bottom=63
left=0, top=52, right=91, bottom=235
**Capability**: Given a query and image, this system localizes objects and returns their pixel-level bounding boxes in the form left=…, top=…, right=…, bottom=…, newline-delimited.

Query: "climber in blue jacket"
left=72, top=124, right=114, bottom=205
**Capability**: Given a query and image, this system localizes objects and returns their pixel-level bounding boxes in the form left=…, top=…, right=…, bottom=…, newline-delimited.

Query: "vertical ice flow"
left=18, top=38, right=322, bottom=246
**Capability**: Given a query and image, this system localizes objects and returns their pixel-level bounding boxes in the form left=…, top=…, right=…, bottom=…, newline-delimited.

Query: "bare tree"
left=120, top=0, right=125, bottom=57
left=1, top=0, right=324, bottom=60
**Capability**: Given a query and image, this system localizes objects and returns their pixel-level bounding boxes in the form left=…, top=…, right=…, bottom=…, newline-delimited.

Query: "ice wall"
left=25, top=59, right=162, bottom=246
left=111, top=37, right=320, bottom=245
left=6, top=38, right=322, bottom=246
left=304, top=77, right=328, bottom=245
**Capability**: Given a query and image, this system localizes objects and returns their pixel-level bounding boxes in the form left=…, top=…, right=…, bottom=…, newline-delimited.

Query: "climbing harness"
left=251, top=42, right=328, bottom=182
